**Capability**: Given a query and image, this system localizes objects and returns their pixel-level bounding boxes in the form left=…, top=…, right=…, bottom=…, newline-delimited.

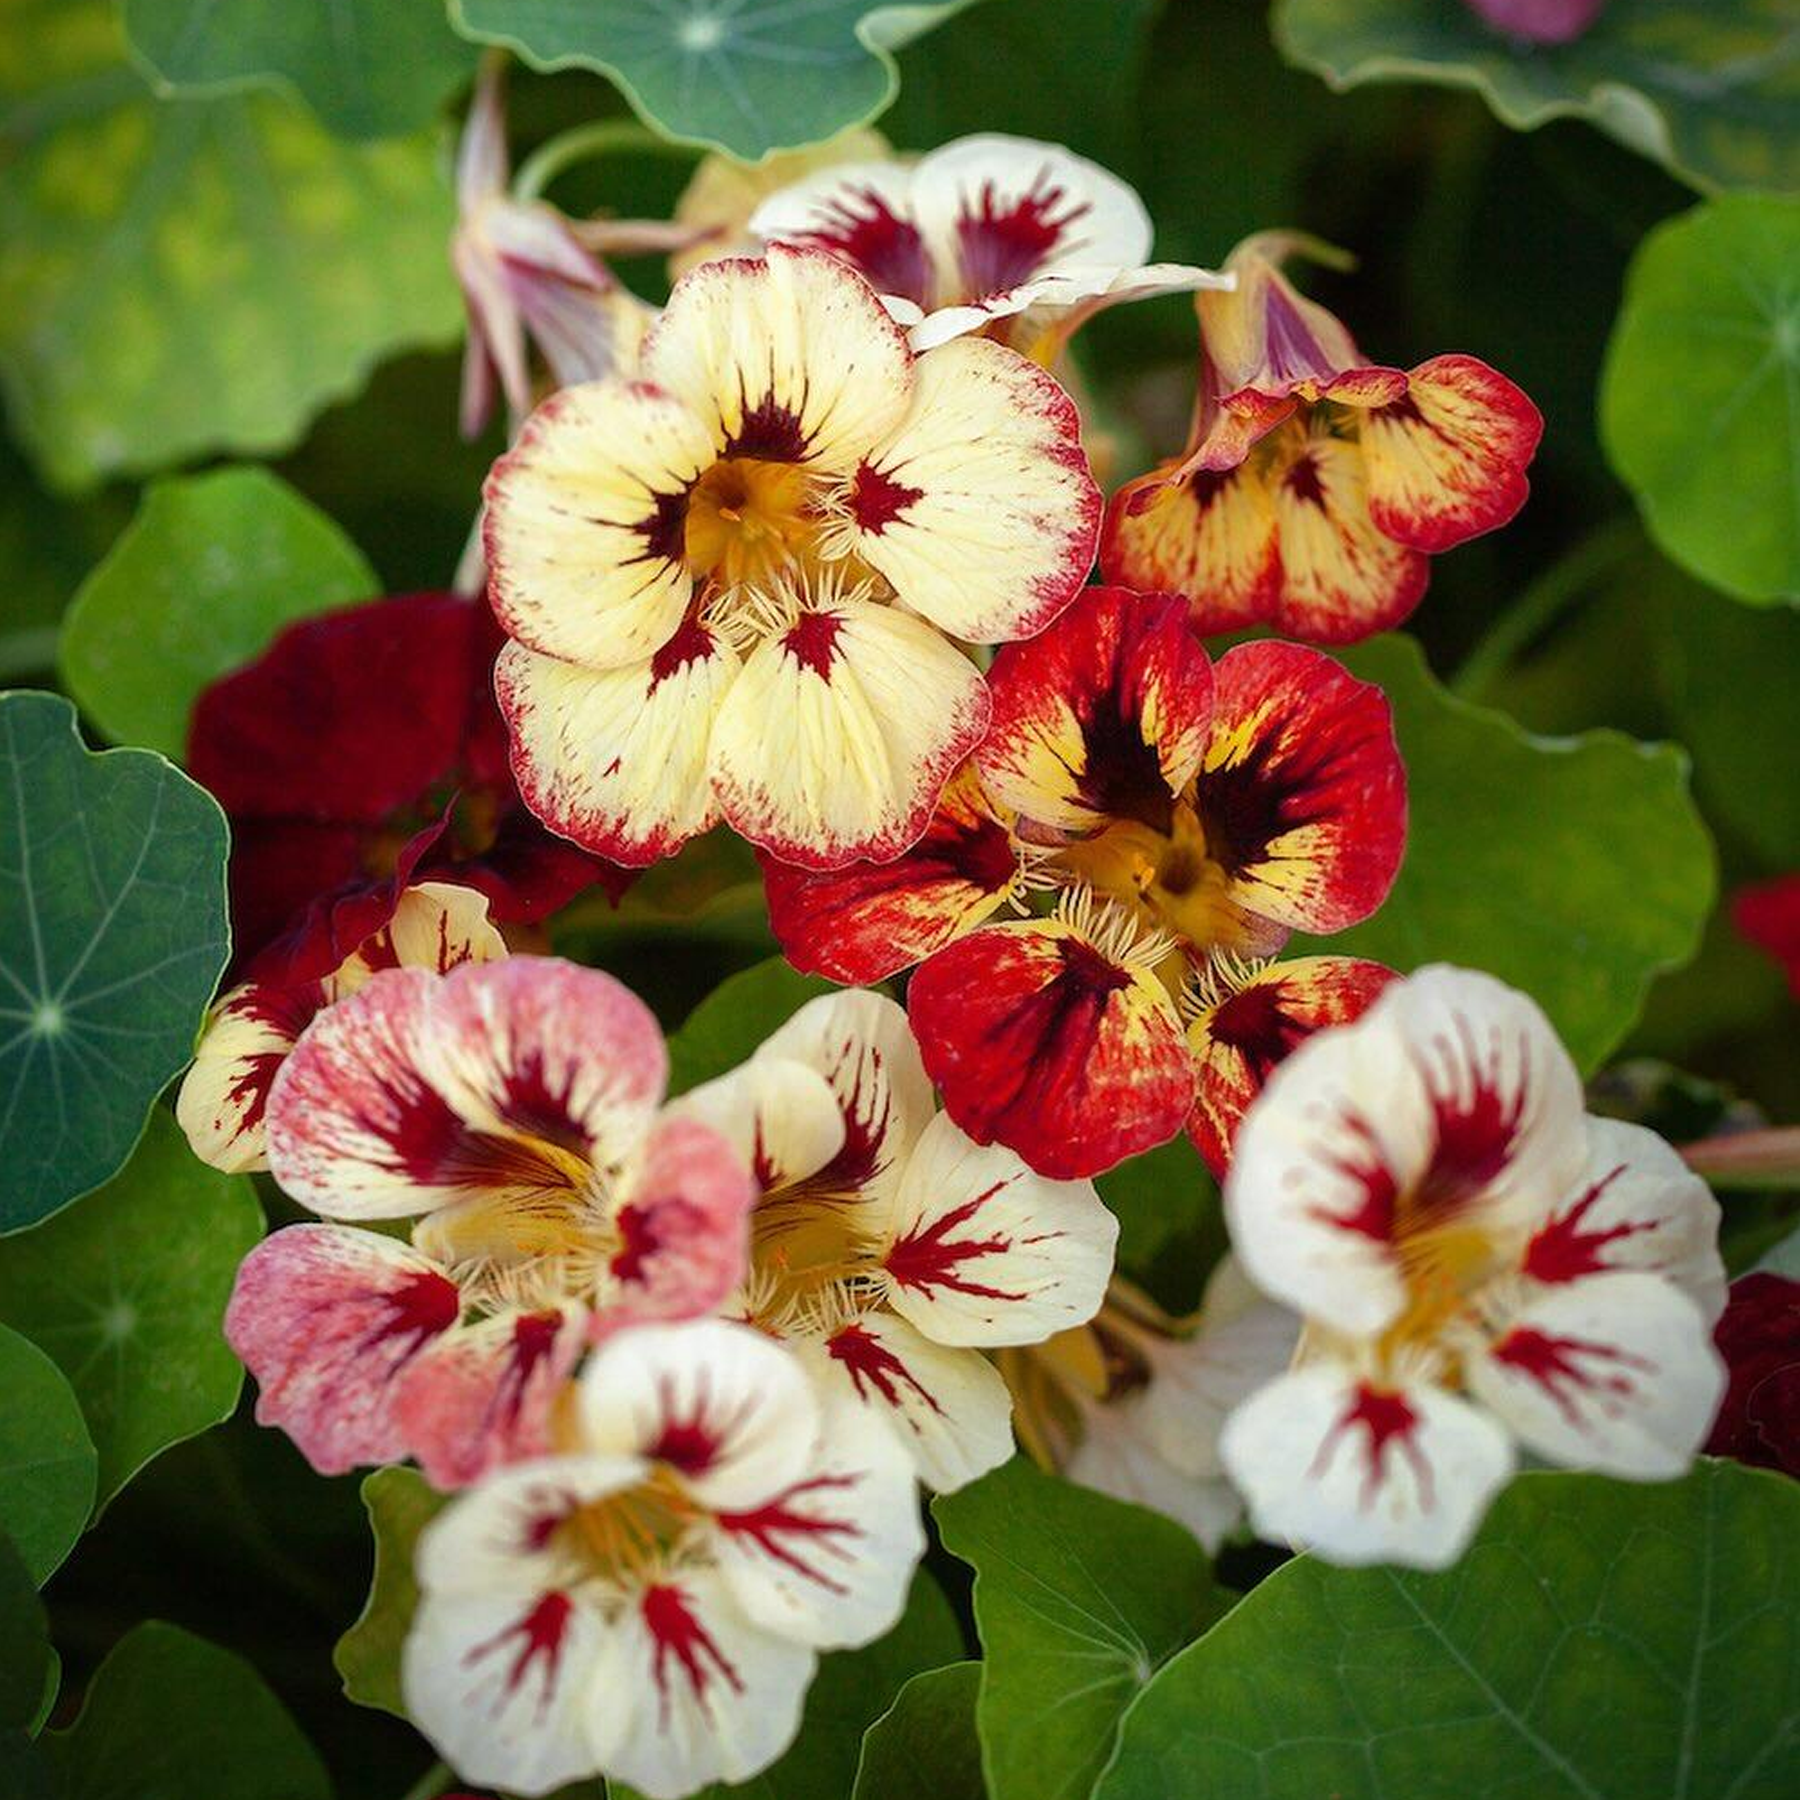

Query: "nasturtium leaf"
left=1273, top=0, right=1800, bottom=197
left=46, top=1621, right=331, bottom=1800
left=0, top=692, right=230, bottom=1232
left=0, top=1112, right=263, bottom=1513
left=1310, top=635, right=1714, bottom=1072
left=123, top=0, right=477, bottom=140
left=0, top=0, right=462, bottom=494
left=853, top=1662, right=984, bottom=1800
left=448, top=0, right=980, bottom=159
left=935, top=1457, right=1230, bottom=1800
left=335, top=1466, right=446, bottom=1719
left=1095, top=1133, right=1225, bottom=1313
left=60, top=467, right=378, bottom=761
left=1096, top=1460, right=1800, bottom=1800
left=665, top=956, right=841, bottom=1097
left=1601, top=193, right=1800, bottom=607
left=0, top=1326, right=96, bottom=1587
left=0, top=1531, right=50, bottom=1733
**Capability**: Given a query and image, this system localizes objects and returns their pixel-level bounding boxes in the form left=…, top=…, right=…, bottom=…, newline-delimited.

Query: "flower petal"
left=977, top=585, right=1214, bottom=837
left=882, top=1111, right=1117, bottom=1347
left=836, top=335, right=1101, bottom=644
left=330, top=879, right=507, bottom=997
left=1220, top=1364, right=1515, bottom=1569
left=707, top=599, right=990, bottom=870
left=1197, top=237, right=1362, bottom=414
left=224, top=1224, right=462, bottom=1475
left=908, top=918, right=1195, bottom=1179
left=748, top=158, right=933, bottom=308
left=908, top=263, right=1229, bottom=356
left=177, top=977, right=325, bottom=1173
left=1064, top=1398, right=1247, bottom=1552
left=670, top=1056, right=846, bottom=1196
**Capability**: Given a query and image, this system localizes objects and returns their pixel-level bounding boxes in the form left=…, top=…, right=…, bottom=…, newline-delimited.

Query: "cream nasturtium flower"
left=485, top=242, right=1101, bottom=873
left=1219, top=965, right=1727, bottom=1569
left=403, top=1318, right=922, bottom=1799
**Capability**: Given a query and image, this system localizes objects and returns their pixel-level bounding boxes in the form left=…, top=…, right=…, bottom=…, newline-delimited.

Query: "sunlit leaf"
left=0, top=0, right=462, bottom=493
left=123, top=0, right=476, bottom=139
left=335, top=1466, right=446, bottom=1719
left=1601, top=192, right=1800, bottom=607
left=1274, top=0, right=1800, bottom=197
left=0, top=692, right=229, bottom=1232
left=1097, top=1460, right=1800, bottom=1800
left=853, top=1662, right=983, bottom=1800
left=60, top=467, right=378, bottom=760
left=0, top=1329, right=94, bottom=1587
left=0, top=1111, right=263, bottom=1512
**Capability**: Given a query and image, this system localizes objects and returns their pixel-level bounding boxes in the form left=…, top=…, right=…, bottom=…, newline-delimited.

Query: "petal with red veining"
left=748, top=158, right=934, bottom=307
left=177, top=976, right=327, bottom=1174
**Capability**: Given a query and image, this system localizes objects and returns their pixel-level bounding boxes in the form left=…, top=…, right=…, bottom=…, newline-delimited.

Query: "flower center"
left=557, top=1468, right=703, bottom=1584
left=684, top=455, right=826, bottom=593
left=742, top=1180, right=888, bottom=1338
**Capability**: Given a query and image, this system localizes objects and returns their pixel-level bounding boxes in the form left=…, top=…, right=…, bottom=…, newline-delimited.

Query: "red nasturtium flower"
left=1734, top=874, right=1800, bottom=999
left=1705, top=1272, right=1800, bottom=1478
left=762, top=585, right=1405, bottom=1179
left=1103, top=233, right=1543, bottom=644
left=188, top=591, right=617, bottom=973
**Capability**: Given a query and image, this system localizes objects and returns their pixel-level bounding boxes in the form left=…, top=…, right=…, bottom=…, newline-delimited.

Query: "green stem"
left=513, top=119, right=698, bottom=203
left=1679, top=1127, right=1800, bottom=1191
left=1451, top=517, right=1639, bottom=705
left=398, top=1760, right=454, bottom=1800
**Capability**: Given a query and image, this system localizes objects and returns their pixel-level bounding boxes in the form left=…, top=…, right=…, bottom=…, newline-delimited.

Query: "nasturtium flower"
left=763, top=586, right=1405, bottom=1178
left=1704, top=1272, right=1799, bottom=1478
left=1734, top=873, right=1800, bottom=998
left=177, top=880, right=504, bottom=1175
left=745, top=132, right=1229, bottom=357
left=1001, top=1264, right=1297, bottom=1551
left=674, top=990, right=1117, bottom=1492
left=189, top=591, right=615, bottom=972
left=486, top=242, right=1101, bottom=871
left=403, top=1318, right=922, bottom=1799
left=1219, top=965, right=1727, bottom=1569
left=1103, top=233, right=1542, bottom=643
left=225, top=959, right=753, bottom=1489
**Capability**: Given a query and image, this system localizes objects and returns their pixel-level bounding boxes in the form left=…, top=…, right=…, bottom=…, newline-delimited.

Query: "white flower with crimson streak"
left=1218, top=965, right=1727, bottom=1568
left=402, top=1318, right=923, bottom=1799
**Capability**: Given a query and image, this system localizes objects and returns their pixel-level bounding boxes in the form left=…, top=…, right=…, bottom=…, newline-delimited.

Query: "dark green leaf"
left=334, top=1466, right=446, bottom=1718
left=0, top=1111, right=264, bottom=1511
left=0, top=0, right=462, bottom=493
left=852, top=1661, right=983, bottom=1800
left=46, top=1621, right=331, bottom=1800
left=0, top=1530, right=52, bottom=1731
left=935, top=1457, right=1230, bottom=1800
left=1095, top=1134, right=1226, bottom=1316
left=0, top=1325, right=96, bottom=1586
left=1274, top=0, right=1800, bottom=196
left=1312, top=635, right=1715, bottom=1072
left=60, top=467, right=378, bottom=760
left=665, top=955, right=840, bottom=1096
left=1097, top=1460, right=1800, bottom=1800
left=449, top=0, right=978, bottom=159
left=0, top=692, right=229, bottom=1232
left=123, top=0, right=477, bottom=139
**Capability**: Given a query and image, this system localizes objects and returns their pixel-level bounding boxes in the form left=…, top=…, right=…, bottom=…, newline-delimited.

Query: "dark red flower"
left=1734, top=875, right=1800, bottom=1000
left=188, top=591, right=624, bottom=976
left=1704, top=1272, right=1800, bottom=1478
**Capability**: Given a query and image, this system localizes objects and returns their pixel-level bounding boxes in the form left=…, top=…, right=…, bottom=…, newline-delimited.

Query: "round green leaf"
left=1601, top=193, right=1800, bottom=606
left=0, top=1531, right=52, bottom=1731
left=1273, top=0, right=1800, bottom=197
left=60, top=467, right=378, bottom=760
left=934, top=1457, right=1231, bottom=1800
left=123, top=0, right=477, bottom=140
left=665, top=956, right=842, bottom=1097
left=0, top=691, right=230, bottom=1232
left=46, top=1621, right=330, bottom=1800
left=0, top=0, right=462, bottom=494
left=1097, top=1460, right=1800, bottom=1799
left=1308, top=635, right=1715, bottom=1072
left=0, top=1326, right=97, bottom=1586
left=334, top=1466, right=447, bottom=1719
left=449, top=0, right=980, bottom=159
left=0, top=1111, right=264, bottom=1512
left=853, top=1662, right=984, bottom=1800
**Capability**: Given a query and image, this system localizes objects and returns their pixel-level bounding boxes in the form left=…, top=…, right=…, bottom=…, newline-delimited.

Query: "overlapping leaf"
left=0, top=1328, right=95, bottom=1586
left=853, top=1662, right=984, bottom=1800
left=665, top=955, right=840, bottom=1096
left=335, top=1466, right=446, bottom=1718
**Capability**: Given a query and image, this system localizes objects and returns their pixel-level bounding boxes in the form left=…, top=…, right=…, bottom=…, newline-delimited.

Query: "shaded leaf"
left=334, top=1466, right=446, bottom=1719
left=0, top=0, right=462, bottom=493
left=665, top=955, right=840, bottom=1097
left=60, top=467, right=378, bottom=760
left=123, top=0, right=476, bottom=139
left=1274, top=0, right=1800, bottom=196
left=0, top=1326, right=96, bottom=1586
left=853, top=1661, right=984, bottom=1800
left=1097, top=1460, right=1800, bottom=1800
left=0, top=1531, right=51, bottom=1732
left=0, top=692, right=229, bottom=1232
left=935, top=1457, right=1230, bottom=1800
left=0, top=1111, right=264, bottom=1512
left=1601, top=192, right=1800, bottom=607
left=1095, top=1134, right=1226, bottom=1317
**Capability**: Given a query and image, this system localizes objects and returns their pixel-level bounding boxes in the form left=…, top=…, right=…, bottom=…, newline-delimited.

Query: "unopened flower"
left=188, top=591, right=617, bottom=973
left=1220, top=965, right=1726, bottom=1568
left=675, top=990, right=1117, bottom=1491
left=1704, top=1272, right=1799, bottom=1477
left=1103, top=233, right=1542, bottom=643
left=177, top=880, right=503, bottom=1174
left=486, top=243, right=1100, bottom=871
left=226, top=959, right=752, bottom=1489
left=746, top=132, right=1229, bottom=357
left=403, top=1318, right=922, bottom=1798
left=763, top=585, right=1405, bottom=1177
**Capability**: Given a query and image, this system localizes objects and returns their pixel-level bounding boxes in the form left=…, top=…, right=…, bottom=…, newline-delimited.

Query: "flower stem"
left=1679, top=1127, right=1800, bottom=1190
left=514, top=119, right=698, bottom=203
